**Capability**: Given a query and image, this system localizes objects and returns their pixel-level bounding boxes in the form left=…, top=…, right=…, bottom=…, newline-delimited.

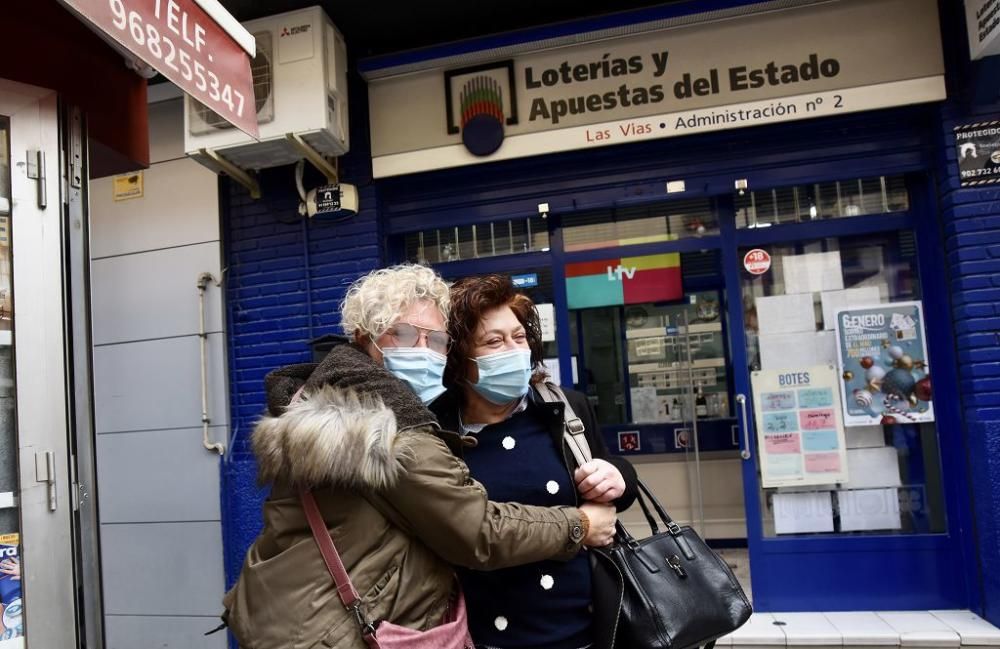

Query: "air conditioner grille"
left=189, top=31, right=273, bottom=133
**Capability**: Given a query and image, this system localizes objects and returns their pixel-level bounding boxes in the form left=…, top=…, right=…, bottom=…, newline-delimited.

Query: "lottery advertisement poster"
left=834, top=301, right=934, bottom=426
left=751, top=365, right=849, bottom=488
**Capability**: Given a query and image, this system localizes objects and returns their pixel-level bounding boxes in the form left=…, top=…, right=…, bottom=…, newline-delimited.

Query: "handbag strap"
left=300, top=489, right=380, bottom=642
left=535, top=382, right=592, bottom=467
left=533, top=383, right=688, bottom=540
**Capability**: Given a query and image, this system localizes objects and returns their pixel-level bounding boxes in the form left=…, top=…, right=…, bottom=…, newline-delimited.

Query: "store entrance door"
left=0, top=80, right=80, bottom=647
left=724, top=177, right=974, bottom=611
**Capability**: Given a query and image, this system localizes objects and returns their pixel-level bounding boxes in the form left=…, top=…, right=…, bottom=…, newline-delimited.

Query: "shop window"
left=403, top=215, right=549, bottom=264
left=741, top=231, right=945, bottom=537
left=567, top=251, right=731, bottom=426
left=735, top=175, right=908, bottom=228
left=562, top=198, right=717, bottom=252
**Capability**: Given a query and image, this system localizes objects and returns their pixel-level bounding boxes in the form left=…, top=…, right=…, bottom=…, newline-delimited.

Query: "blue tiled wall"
left=936, top=103, right=1000, bottom=625
left=219, top=68, right=383, bottom=594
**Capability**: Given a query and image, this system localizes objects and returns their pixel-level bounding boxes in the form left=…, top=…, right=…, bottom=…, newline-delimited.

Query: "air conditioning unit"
left=184, top=5, right=349, bottom=172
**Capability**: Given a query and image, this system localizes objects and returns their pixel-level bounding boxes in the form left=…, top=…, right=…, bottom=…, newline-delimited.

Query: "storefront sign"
left=751, top=364, right=849, bottom=488
left=955, top=120, right=1000, bottom=186
left=365, top=0, right=945, bottom=177
left=565, top=253, right=680, bottom=309
left=834, top=301, right=934, bottom=426
left=965, top=0, right=1000, bottom=59
left=59, top=0, right=258, bottom=136
left=743, top=249, right=772, bottom=275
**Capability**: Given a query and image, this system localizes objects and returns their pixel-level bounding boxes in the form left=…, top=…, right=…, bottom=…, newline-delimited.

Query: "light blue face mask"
left=470, top=349, right=533, bottom=405
left=380, top=346, right=448, bottom=405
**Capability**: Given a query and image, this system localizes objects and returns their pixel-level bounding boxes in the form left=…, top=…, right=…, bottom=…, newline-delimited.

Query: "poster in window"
left=0, top=534, right=21, bottom=641
left=751, top=364, right=849, bottom=488
left=834, top=301, right=933, bottom=426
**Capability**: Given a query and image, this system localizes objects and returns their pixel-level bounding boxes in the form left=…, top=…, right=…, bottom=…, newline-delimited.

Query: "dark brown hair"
left=445, top=274, right=546, bottom=387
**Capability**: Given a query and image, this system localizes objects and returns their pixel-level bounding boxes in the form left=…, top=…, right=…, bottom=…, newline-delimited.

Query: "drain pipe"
left=197, top=272, right=225, bottom=455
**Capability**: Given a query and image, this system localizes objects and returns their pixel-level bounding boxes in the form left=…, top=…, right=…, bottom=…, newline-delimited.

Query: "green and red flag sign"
left=566, top=253, right=681, bottom=309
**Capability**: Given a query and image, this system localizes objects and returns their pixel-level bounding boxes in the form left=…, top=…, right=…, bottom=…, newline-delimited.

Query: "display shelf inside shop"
left=625, top=321, right=722, bottom=339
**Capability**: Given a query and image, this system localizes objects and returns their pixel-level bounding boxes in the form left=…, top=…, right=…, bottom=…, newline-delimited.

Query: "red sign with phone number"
left=60, top=0, right=258, bottom=137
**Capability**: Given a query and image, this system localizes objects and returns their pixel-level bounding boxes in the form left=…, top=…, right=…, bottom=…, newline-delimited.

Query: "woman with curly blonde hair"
left=223, top=264, right=616, bottom=649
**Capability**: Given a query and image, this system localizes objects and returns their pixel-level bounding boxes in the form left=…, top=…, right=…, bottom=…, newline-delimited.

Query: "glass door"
left=1, top=80, right=79, bottom=647
left=726, top=176, right=972, bottom=610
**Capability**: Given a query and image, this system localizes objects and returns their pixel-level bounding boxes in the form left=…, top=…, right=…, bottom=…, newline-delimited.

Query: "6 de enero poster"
left=834, top=301, right=933, bottom=426
left=751, top=364, right=849, bottom=488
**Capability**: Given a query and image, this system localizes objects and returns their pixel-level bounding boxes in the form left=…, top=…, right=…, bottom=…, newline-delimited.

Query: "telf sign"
left=60, top=0, right=258, bottom=137
left=566, top=253, right=681, bottom=309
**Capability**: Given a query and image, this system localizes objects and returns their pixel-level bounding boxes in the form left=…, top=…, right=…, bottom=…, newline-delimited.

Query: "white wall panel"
left=90, top=157, right=219, bottom=259
left=148, top=97, right=185, bottom=164
left=94, top=334, right=228, bottom=434
left=96, top=427, right=224, bottom=523
left=101, top=522, right=225, bottom=616
left=91, top=242, right=223, bottom=345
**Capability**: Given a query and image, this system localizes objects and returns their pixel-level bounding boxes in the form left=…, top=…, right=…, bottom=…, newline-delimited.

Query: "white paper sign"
left=782, top=251, right=844, bottom=294
left=774, top=491, right=835, bottom=535
left=837, top=488, right=901, bottom=531
left=820, top=287, right=881, bottom=330
left=542, top=357, right=579, bottom=386
left=536, top=303, right=556, bottom=342
left=630, top=387, right=661, bottom=423
left=756, top=293, right=816, bottom=335
left=845, top=426, right=885, bottom=449
left=751, top=364, right=850, bottom=488
left=843, top=447, right=901, bottom=489
left=759, top=331, right=837, bottom=371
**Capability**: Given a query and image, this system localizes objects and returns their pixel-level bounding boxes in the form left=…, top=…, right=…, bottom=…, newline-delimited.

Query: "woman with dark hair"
left=223, top=265, right=618, bottom=649
left=431, top=274, right=640, bottom=649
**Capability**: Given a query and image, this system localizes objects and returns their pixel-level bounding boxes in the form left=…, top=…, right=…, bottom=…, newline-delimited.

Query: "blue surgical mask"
left=380, top=347, right=448, bottom=404
left=470, top=349, right=533, bottom=405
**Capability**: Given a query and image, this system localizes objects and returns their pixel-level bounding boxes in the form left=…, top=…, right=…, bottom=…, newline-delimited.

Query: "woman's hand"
left=579, top=502, right=617, bottom=547
left=574, top=459, right=626, bottom=503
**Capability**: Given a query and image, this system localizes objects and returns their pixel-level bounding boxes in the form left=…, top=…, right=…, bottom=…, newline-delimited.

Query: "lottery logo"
left=444, top=61, right=519, bottom=157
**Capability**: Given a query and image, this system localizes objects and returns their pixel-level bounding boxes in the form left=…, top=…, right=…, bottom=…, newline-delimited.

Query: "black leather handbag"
left=590, top=481, right=752, bottom=649
left=536, top=382, right=752, bottom=649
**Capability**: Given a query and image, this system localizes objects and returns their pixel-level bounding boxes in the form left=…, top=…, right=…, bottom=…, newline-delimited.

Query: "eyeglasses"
left=386, top=322, right=452, bottom=355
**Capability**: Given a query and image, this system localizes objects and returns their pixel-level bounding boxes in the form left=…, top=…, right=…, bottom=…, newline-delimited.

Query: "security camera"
left=305, top=183, right=359, bottom=219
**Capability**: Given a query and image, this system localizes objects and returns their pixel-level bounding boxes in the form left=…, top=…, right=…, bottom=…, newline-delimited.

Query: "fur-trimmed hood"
left=251, top=341, right=438, bottom=488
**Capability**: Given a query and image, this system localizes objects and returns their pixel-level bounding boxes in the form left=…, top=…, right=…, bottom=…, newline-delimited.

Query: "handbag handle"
left=300, top=489, right=381, bottom=646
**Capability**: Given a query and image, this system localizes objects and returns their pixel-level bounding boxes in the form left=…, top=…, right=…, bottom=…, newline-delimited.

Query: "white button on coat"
left=502, top=436, right=516, bottom=450
left=546, top=481, right=560, bottom=495
left=540, top=574, right=555, bottom=590
left=494, top=616, right=509, bottom=631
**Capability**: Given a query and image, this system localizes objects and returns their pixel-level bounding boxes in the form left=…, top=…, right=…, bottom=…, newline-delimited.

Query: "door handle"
left=736, top=394, right=751, bottom=461
left=35, top=451, right=56, bottom=512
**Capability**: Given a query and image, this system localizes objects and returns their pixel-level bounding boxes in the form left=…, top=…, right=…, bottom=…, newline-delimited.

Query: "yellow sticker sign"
left=113, top=171, right=144, bottom=201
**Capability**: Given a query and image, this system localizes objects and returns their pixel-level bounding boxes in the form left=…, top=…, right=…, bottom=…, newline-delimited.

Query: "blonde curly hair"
left=341, top=264, right=450, bottom=339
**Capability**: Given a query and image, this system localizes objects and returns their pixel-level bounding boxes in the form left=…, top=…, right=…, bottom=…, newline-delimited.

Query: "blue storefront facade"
left=220, top=0, right=1000, bottom=625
